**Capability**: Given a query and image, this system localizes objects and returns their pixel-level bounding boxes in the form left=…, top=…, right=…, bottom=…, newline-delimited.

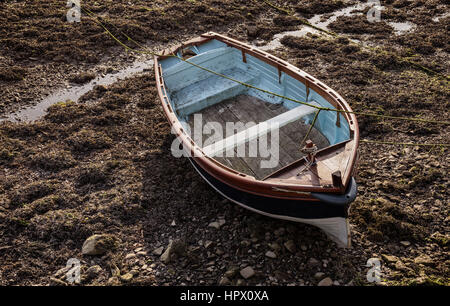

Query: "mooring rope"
left=79, top=6, right=449, bottom=147
left=361, top=140, right=450, bottom=147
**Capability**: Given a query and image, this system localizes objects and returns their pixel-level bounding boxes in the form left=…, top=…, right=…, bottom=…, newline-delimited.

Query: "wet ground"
left=0, top=0, right=448, bottom=286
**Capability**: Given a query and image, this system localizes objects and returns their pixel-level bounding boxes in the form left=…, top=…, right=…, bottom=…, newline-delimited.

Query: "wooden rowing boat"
left=154, top=32, right=359, bottom=247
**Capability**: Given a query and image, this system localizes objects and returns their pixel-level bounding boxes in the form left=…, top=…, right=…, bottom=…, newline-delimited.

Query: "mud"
left=0, top=0, right=449, bottom=286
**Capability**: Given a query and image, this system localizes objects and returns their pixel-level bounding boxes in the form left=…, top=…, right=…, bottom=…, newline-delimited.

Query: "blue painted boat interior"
left=160, top=39, right=350, bottom=145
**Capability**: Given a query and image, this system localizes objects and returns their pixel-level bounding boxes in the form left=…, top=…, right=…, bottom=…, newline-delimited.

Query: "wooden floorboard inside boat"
left=186, top=95, right=329, bottom=179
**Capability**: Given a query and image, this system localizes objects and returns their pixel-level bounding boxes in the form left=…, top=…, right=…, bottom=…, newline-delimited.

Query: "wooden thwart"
left=202, top=102, right=320, bottom=156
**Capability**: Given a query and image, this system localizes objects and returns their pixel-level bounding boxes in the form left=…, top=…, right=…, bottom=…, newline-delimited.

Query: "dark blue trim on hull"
left=189, top=158, right=356, bottom=219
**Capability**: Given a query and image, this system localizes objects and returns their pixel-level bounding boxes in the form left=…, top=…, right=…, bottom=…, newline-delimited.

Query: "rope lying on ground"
left=79, top=6, right=450, bottom=147
left=259, top=0, right=450, bottom=80
left=360, top=140, right=450, bottom=147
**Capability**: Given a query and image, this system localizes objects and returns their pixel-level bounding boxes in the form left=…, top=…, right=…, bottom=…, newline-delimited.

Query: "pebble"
left=308, top=258, right=320, bottom=267
left=219, top=276, right=230, bottom=286
left=265, top=251, right=277, bottom=259
left=208, top=219, right=226, bottom=229
left=284, top=240, right=296, bottom=253
left=160, top=239, right=187, bottom=264
left=382, top=254, right=399, bottom=263
left=314, top=272, right=325, bottom=280
left=240, top=266, right=255, bottom=279
left=152, top=246, right=164, bottom=256
left=414, top=255, right=434, bottom=266
left=318, top=277, right=333, bottom=286
left=400, top=241, right=411, bottom=247
left=204, top=241, right=213, bottom=249
left=125, top=253, right=136, bottom=260
left=120, top=273, right=133, bottom=282
left=81, top=234, right=118, bottom=256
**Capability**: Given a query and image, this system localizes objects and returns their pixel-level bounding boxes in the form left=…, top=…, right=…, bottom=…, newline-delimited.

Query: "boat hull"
left=189, top=157, right=354, bottom=247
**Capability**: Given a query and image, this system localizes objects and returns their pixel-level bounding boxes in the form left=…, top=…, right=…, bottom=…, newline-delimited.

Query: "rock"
left=152, top=246, right=164, bottom=256
left=265, top=251, right=277, bottom=259
left=160, top=239, right=187, bottom=264
left=314, top=272, right=325, bottom=280
left=300, top=245, right=308, bottom=251
left=240, top=266, right=255, bottom=279
left=107, top=276, right=120, bottom=286
left=136, top=251, right=147, bottom=256
left=333, top=280, right=340, bottom=286
left=81, top=234, right=119, bottom=256
left=86, top=265, right=102, bottom=279
left=414, top=255, right=434, bottom=266
left=400, top=241, right=411, bottom=247
left=236, top=279, right=245, bottom=286
left=125, top=253, right=136, bottom=260
left=209, top=219, right=226, bottom=229
left=208, top=222, right=220, bottom=229
left=394, top=261, right=408, bottom=271
left=170, top=220, right=176, bottom=226
left=120, top=272, right=133, bottom=282
left=318, top=277, right=333, bottom=286
left=308, top=258, right=320, bottom=267
left=381, top=254, right=399, bottom=263
left=284, top=240, right=296, bottom=253
left=204, top=240, right=213, bottom=249
left=219, top=276, right=230, bottom=286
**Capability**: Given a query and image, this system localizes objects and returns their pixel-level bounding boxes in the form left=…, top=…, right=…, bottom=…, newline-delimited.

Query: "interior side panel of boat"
left=160, top=39, right=351, bottom=179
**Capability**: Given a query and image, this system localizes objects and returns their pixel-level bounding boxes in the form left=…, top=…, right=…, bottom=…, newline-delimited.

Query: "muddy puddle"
left=0, top=58, right=154, bottom=123
left=260, top=2, right=416, bottom=51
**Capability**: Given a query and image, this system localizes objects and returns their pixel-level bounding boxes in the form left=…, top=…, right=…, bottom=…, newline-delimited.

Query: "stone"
left=284, top=240, right=296, bottom=253
left=209, top=219, right=226, bottom=229
left=314, top=272, right=325, bottom=280
left=318, top=277, right=333, bottom=286
left=382, top=254, right=399, bottom=263
left=265, top=251, right=277, bottom=259
left=152, top=246, right=164, bottom=256
left=81, top=234, right=119, bottom=256
left=208, top=222, right=220, bottom=229
left=125, top=253, right=136, bottom=260
left=300, top=245, right=308, bottom=251
left=219, top=276, right=230, bottom=286
left=204, top=240, right=213, bottom=249
left=107, top=276, right=120, bottom=286
left=120, top=272, right=133, bottom=282
left=400, top=241, right=411, bottom=247
left=394, top=261, right=408, bottom=271
left=160, top=239, right=186, bottom=264
left=240, top=266, right=255, bottom=279
left=308, top=258, right=320, bottom=267
left=414, top=255, right=434, bottom=266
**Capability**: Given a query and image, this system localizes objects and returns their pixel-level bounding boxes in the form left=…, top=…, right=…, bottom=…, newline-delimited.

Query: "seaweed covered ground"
left=0, top=0, right=448, bottom=286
